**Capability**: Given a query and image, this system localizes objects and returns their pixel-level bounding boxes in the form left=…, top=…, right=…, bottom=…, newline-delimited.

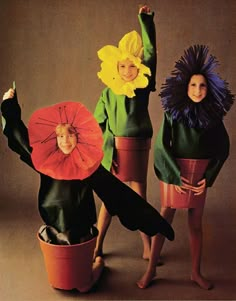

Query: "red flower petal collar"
left=28, top=101, right=104, bottom=180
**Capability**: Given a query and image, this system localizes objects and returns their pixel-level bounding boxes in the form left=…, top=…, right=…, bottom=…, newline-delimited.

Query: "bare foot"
left=136, top=269, right=156, bottom=289
left=79, top=256, right=105, bottom=293
left=92, top=256, right=105, bottom=283
left=191, top=274, right=214, bottom=290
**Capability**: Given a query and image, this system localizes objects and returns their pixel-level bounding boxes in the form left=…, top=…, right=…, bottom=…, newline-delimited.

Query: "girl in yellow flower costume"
left=94, top=5, right=157, bottom=260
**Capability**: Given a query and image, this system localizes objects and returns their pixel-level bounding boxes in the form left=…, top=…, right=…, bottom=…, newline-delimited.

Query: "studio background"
left=0, top=1, right=235, bottom=300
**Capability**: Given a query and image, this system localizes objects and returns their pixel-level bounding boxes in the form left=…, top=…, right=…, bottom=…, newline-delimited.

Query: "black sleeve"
left=1, top=93, right=34, bottom=168
left=89, top=165, right=174, bottom=240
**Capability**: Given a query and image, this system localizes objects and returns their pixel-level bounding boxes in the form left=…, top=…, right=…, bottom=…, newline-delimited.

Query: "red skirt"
left=160, top=158, right=209, bottom=209
left=111, top=137, right=151, bottom=182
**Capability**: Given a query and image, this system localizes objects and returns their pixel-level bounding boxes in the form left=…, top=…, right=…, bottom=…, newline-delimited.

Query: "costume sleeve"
left=154, top=113, right=182, bottom=185
left=89, top=165, right=174, bottom=241
left=138, top=12, right=157, bottom=91
left=1, top=93, right=34, bottom=168
left=94, top=90, right=114, bottom=170
left=94, top=90, right=108, bottom=131
left=204, top=122, right=230, bottom=187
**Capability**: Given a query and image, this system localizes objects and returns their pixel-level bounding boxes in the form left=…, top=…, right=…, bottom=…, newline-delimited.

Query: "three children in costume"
left=1, top=4, right=234, bottom=293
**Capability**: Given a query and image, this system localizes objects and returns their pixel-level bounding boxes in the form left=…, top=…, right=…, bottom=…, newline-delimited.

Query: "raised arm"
left=138, top=5, right=157, bottom=91
left=1, top=87, right=34, bottom=168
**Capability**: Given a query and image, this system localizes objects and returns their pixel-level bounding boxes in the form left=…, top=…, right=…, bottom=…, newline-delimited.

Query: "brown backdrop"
left=0, top=0, right=235, bottom=210
left=0, top=0, right=235, bottom=299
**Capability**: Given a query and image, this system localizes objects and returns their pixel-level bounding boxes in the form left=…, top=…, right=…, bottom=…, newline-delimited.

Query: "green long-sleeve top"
left=94, top=12, right=156, bottom=170
left=154, top=113, right=230, bottom=187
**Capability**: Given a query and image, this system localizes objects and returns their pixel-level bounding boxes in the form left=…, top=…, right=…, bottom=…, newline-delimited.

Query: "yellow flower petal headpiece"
left=97, top=31, right=151, bottom=97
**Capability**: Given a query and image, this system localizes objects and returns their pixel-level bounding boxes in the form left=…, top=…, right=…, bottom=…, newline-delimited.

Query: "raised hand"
left=3, top=88, right=15, bottom=101
left=139, top=5, right=151, bottom=14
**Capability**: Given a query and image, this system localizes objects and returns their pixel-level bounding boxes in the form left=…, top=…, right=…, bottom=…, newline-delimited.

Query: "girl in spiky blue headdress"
left=137, top=45, right=234, bottom=290
left=160, top=45, right=233, bottom=129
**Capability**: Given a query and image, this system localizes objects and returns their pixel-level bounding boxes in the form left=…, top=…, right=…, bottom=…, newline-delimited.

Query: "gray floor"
left=0, top=193, right=236, bottom=301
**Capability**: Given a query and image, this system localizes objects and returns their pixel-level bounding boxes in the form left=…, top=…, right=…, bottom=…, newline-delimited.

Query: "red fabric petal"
left=28, top=101, right=104, bottom=180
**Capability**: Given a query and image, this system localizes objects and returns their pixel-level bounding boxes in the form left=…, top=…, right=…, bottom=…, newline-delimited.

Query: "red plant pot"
left=160, top=158, right=209, bottom=209
left=38, top=232, right=97, bottom=291
left=112, top=137, right=151, bottom=182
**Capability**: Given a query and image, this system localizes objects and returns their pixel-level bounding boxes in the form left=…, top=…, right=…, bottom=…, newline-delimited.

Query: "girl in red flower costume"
left=1, top=85, right=174, bottom=291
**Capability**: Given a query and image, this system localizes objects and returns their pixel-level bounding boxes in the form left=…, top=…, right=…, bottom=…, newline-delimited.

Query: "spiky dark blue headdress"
left=160, top=45, right=234, bottom=128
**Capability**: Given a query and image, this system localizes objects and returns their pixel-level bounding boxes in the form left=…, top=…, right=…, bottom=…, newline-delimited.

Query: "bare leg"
left=94, top=180, right=149, bottom=259
left=137, top=207, right=176, bottom=289
left=94, top=203, right=112, bottom=259
left=130, top=180, right=151, bottom=260
left=188, top=206, right=213, bottom=290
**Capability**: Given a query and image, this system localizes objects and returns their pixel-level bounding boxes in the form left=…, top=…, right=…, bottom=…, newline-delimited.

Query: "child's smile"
left=118, top=58, right=139, bottom=82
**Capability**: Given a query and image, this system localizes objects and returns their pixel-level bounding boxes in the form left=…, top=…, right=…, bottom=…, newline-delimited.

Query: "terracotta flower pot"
left=160, top=158, right=209, bottom=209
left=38, top=231, right=98, bottom=292
left=112, top=137, right=151, bottom=182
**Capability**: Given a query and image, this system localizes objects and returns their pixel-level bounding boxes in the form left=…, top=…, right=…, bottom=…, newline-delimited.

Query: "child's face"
left=187, top=74, right=207, bottom=103
left=118, top=58, right=139, bottom=82
left=56, top=125, right=77, bottom=155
